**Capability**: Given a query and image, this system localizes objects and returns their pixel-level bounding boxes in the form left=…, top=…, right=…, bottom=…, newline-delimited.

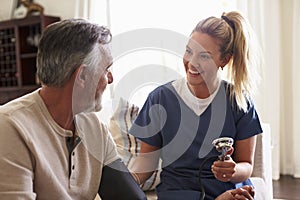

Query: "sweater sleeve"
left=0, top=115, right=36, bottom=199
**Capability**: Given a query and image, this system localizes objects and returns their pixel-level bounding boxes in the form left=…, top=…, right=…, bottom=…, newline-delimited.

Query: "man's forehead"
left=100, top=45, right=113, bottom=64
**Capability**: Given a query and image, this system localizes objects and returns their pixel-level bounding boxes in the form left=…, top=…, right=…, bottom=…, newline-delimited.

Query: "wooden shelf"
left=0, top=15, right=60, bottom=104
left=20, top=53, right=36, bottom=59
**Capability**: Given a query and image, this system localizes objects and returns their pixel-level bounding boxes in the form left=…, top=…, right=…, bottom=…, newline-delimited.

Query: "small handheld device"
left=212, top=137, right=234, bottom=161
left=198, top=137, right=235, bottom=200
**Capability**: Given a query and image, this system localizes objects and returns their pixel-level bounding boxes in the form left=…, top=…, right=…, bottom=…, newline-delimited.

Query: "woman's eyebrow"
left=199, top=51, right=212, bottom=54
left=187, top=44, right=212, bottom=54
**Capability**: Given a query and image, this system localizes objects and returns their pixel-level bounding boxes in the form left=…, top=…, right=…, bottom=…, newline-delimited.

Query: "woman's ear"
left=220, top=54, right=232, bottom=68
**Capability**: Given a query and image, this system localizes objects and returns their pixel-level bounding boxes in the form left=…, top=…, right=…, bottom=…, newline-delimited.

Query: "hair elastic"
left=221, top=15, right=235, bottom=32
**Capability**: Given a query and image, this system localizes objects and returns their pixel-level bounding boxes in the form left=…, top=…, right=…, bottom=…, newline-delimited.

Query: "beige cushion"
left=109, top=98, right=161, bottom=191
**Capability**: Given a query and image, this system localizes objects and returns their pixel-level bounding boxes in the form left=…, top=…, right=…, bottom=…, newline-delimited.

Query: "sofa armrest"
left=251, top=123, right=273, bottom=200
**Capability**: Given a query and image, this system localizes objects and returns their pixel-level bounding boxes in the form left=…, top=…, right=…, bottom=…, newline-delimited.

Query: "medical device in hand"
left=198, top=137, right=234, bottom=200
left=212, top=137, right=234, bottom=161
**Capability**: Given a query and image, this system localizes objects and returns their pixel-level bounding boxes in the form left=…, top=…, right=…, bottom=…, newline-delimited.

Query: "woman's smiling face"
left=183, top=31, right=223, bottom=89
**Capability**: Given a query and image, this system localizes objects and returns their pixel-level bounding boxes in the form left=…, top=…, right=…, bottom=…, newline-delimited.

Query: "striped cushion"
left=109, top=98, right=161, bottom=191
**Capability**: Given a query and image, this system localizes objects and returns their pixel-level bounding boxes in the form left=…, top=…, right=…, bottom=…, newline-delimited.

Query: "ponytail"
left=223, top=11, right=262, bottom=111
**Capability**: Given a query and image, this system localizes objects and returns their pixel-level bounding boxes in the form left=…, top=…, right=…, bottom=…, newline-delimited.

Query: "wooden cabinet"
left=0, top=15, right=60, bottom=104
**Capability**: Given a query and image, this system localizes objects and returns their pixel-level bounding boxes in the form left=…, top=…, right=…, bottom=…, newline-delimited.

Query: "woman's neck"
left=188, top=78, right=220, bottom=99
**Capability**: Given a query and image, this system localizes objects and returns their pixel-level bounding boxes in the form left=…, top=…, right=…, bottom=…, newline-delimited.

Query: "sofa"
left=97, top=99, right=273, bottom=200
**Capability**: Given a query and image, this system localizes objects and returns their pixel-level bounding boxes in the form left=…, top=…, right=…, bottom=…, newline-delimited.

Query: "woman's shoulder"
left=221, top=80, right=233, bottom=92
left=149, top=80, right=177, bottom=95
left=144, top=80, right=180, bottom=105
left=220, top=80, right=255, bottom=112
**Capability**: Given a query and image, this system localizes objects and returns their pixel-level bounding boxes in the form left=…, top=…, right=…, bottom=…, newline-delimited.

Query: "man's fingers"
left=230, top=186, right=254, bottom=200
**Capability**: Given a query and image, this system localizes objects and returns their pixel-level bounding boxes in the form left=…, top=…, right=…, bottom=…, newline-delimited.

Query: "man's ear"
left=75, top=64, right=88, bottom=87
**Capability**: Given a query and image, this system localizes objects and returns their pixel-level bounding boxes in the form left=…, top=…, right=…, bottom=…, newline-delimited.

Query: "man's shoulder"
left=75, top=112, right=108, bottom=134
left=0, top=90, right=39, bottom=116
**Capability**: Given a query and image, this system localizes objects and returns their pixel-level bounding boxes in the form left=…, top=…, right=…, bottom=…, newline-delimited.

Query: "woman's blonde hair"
left=193, top=11, right=262, bottom=111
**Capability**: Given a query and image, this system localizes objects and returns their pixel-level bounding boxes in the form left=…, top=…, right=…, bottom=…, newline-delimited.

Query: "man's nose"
left=107, top=71, right=113, bottom=84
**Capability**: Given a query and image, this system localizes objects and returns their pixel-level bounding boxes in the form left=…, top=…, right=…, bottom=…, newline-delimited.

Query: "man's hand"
left=215, top=185, right=255, bottom=200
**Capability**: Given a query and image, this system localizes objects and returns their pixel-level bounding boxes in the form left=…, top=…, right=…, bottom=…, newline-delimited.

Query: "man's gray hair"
left=36, top=18, right=112, bottom=87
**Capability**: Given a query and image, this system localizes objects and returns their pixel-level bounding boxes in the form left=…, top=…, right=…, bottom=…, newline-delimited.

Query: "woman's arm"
left=211, top=135, right=257, bottom=183
left=130, top=141, right=160, bottom=185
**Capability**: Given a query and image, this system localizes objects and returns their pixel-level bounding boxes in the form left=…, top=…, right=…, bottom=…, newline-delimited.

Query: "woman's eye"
left=199, top=54, right=211, bottom=60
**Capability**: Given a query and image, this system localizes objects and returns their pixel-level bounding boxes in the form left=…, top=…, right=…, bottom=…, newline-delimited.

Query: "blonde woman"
left=130, top=11, right=262, bottom=200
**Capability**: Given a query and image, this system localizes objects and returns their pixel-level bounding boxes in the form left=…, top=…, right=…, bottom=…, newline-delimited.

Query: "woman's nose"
left=190, top=56, right=199, bottom=68
left=190, top=58, right=201, bottom=71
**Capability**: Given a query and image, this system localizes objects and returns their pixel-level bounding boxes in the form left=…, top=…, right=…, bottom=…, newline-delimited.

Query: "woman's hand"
left=215, top=185, right=255, bottom=200
left=211, top=156, right=237, bottom=182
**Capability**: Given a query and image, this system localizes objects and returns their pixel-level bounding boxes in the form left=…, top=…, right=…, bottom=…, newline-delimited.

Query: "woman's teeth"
left=189, top=69, right=202, bottom=75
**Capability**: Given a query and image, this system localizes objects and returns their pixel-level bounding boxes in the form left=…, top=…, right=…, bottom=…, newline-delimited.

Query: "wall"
left=0, top=0, right=16, bottom=20
left=35, top=0, right=76, bottom=19
left=261, top=0, right=281, bottom=180
left=0, top=0, right=76, bottom=21
left=280, top=0, right=300, bottom=177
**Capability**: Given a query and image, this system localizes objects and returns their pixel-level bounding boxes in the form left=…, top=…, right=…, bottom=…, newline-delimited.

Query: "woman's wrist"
left=131, top=172, right=141, bottom=185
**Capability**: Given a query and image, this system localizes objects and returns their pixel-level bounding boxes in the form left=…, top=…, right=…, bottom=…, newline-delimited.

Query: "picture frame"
left=11, top=0, right=34, bottom=19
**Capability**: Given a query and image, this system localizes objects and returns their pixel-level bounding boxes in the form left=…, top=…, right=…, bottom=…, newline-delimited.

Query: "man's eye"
left=105, top=66, right=112, bottom=72
left=185, top=49, right=192, bottom=54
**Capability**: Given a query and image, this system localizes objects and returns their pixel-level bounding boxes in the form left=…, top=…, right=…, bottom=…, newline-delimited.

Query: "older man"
left=0, top=19, right=146, bottom=200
